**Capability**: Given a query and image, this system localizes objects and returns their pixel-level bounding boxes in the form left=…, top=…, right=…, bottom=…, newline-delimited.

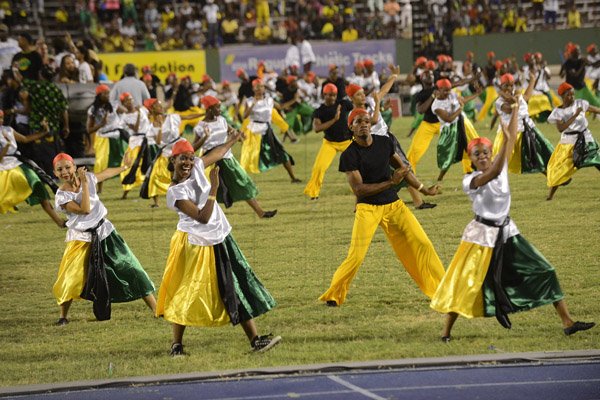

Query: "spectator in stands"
left=12, top=33, right=43, bottom=81
left=383, top=0, right=401, bottom=36
left=75, top=46, right=94, bottom=83
left=120, top=18, right=138, bottom=39
left=203, top=0, right=220, bottom=48
left=185, top=26, right=205, bottom=50
left=502, top=5, right=517, bottom=31
left=0, top=24, right=19, bottom=71
left=367, top=0, right=384, bottom=13
left=55, top=4, right=69, bottom=27
left=299, top=34, right=316, bottom=73
left=110, top=63, right=150, bottom=107
left=143, top=30, right=160, bottom=51
left=400, top=0, right=412, bottom=33
left=144, top=1, right=160, bottom=32
left=254, top=21, right=272, bottom=45
left=342, top=23, right=358, bottom=42
left=566, top=3, right=581, bottom=29
left=221, top=11, right=239, bottom=44
left=256, top=0, right=270, bottom=26
left=532, top=0, right=544, bottom=20
left=515, top=9, right=528, bottom=32
left=56, top=55, right=79, bottom=84
left=544, top=0, right=558, bottom=30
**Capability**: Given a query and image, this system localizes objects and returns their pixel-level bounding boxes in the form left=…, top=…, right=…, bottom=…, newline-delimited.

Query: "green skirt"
left=437, top=120, right=466, bottom=171
left=577, top=140, right=600, bottom=168
left=19, top=164, right=50, bottom=206
left=461, top=88, right=476, bottom=121
left=222, top=234, right=276, bottom=322
left=575, top=87, right=600, bottom=108
left=216, top=157, right=259, bottom=207
left=101, top=230, right=156, bottom=303
left=483, top=234, right=563, bottom=317
left=521, top=124, right=554, bottom=173
left=107, top=137, right=128, bottom=168
left=258, top=128, right=294, bottom=172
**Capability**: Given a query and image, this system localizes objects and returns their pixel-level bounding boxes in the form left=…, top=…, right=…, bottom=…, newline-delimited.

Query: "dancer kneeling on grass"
left=430, top=102, right=595, bottom=341
left=52, top=153, right=156, bottom=325
left=546, top=82, right=600, bottom=200
left=157, top=138, right=280, bottom=356
left=194, top=95, right=277, bottom=218
left=319, top=108, right=444, bottom=307
left=0, top=116, right=65, bottom=227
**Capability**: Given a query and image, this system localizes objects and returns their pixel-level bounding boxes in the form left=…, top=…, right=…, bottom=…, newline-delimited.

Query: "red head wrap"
left=523, top=52, right=532, bottom=63
left=323, top=83, right=338, bottom=94
left=415, top=56, right=427, bottom=66
left=143, top=74, right=152, bottom=82
left=435, top=79, right=452, bottom=89
left=143, top=98, right=158, bottom=109
left=495, top=60, right=504, bottom=71
left=345, top=83, right=363, bottom=98
left=425, top=60, right=436, bottom=70
left=252, top=78, right=263, bottom=88
left=500, top=73, right=514, bottom=85
left=119, top=92, right=132, bottom=102
left=236, top=68, right=246, bottom=78
left=487, top=51, right=495, bottom=59
left=363, top=59, right=374, bottom=67
left=557, top=82, right=574, bottom=96
left=587, top=43, right=597, bottom=53
left=171, top=139, right=195, bottom=157
left=347, top=108, right=369, bottom=128
left=355, top=61, right=365, bottom=69
left=467, top=137, right=493, bottom=155
left=52, top=153, right=74, bottom=167
left=95, top=84, right=110, bottom=95
left=200, top=95, right=220, bottom=109
left=286, top=75, right=297, bottom=85
left=202, top=74, right=211, bottom=83
left=221, top=80, right=230, bottom=87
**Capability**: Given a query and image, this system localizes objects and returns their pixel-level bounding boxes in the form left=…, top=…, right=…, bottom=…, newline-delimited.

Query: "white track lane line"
left=327, top=374, right=387, bottom=400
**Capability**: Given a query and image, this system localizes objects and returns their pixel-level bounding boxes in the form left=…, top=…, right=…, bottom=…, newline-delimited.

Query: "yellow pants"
left=477, top=86, right=498, bottom=122
left=319, top=200, right=445, bottom=305
left=304, top=139, right=352, bottom=198
left=256, top=1, right=270, bottom=25
left=406, top=121, right=440, bottom=173
left=493, top=129, right=523, bottom=174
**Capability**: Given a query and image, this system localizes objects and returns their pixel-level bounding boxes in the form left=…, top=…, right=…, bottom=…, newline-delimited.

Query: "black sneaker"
left=564, top=321, right=595, bottom=336
left=261, top=210, right=278, bottom=218
left=55, top=318, right=69, bottom=326
left=326, top=300, right=338, bottom=307
left=169, top=343, right=185, bottom=357
left=251, top=334, right=282, bottom=353
left=416, top=202, right=437, bottom=210
left=441, top=335, right=451, bottom=343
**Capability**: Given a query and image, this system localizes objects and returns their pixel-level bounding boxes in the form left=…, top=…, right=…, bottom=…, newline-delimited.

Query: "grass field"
left=1, top=114, right=599, bottom=388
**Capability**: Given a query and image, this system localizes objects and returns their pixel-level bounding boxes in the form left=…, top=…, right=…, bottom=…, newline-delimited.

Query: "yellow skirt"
left=547, top=143, right=576, bottom=187
left=477, top=86, right=498, bottom=121
left=53, top=241, right=89, bottom=305
left=94, top=136, right=110, bottom=173
left=493, top=130, right=523, bottom=174
left=0, top=167, right=32, bottom=214
left=548, top=90, right=562, bottom=107
left=156, top=231, right=230, bottom=327
left=430, top=241, right=494, bottom=318
left=120, top=146, right=145, bottom=191
left=528, top=93, right=552, bottom=118
left=148, top=155, right=171, bottom=197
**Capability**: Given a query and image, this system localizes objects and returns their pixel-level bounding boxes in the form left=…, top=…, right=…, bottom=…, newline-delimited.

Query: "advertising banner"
left=219, top=40, right=396, bottom=81
left=99, top=50, right=206, bottom=82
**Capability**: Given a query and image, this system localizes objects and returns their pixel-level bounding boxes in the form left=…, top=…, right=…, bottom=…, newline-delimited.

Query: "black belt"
left=476, top=214, right=514, bottom=329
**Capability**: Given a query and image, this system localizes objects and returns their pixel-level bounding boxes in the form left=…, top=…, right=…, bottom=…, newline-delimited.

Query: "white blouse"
left=0, top=126, right=21, bottom=171
left=55, top=172, right=114, bottom=242
left=495, top=96, right=533, bottom=132
left=121, top=108, right=153, bottom=148
left=154, top=114, right=182, bottom=157
left=461, top=164, right=519, bottom=247
left=87, top=106, right=124, bottom=139
left=246, top=97, right=274, bottom=135
left=365, top=96, right=388, bottom=137
left=166, top=158, right=231, bottom=246
left=432, top=92, right=461, bottom=127
left=547, top=100, right=594, bottom=145
left=194, top=116, right=233, bottom=159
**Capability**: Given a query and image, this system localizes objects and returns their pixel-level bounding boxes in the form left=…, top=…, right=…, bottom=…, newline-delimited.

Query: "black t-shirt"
left=321, top=77, right=346, bottom=102
left=415, top=87, right=438, bottom=123
left=561, top=58, right=586, bottom=89
left=484, top=64, right=496, bottom=86
left=280, top=85, right=297, bottom=104
left=339, top=134, right=398, bottom=205
left=12, top=51, right=43, bottom=81
left=237, top=75, right=258, bottom=102
left=313, top=99, right=353, bottom=142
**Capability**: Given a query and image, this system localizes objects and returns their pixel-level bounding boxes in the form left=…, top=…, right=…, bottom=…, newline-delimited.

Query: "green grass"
left=1, top=115, right=599, bottom=387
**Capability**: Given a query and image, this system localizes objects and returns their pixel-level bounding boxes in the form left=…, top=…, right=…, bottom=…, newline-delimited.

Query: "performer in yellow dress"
left=546, top=82, right=600, bottom=200
left=157, top=139, right=280, bottom=356
left=431, top=104, right=595, bottom=341
left=52, top=153, right=156, bottom=325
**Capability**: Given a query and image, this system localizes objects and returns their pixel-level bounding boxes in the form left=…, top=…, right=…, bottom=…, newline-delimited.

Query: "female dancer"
left=492, top=73, right=554, bottom=174
left=431, top=78, right=480, bottom=182
left=546, top=82, right=600, bottom=200
left=194, top=95, right=276, bottom=218
left=430, top=103, right=595, bottom=340
left=157, top=138, right=280, bottom=356
left=87, top=84, right=127, bottom=194
left=52, top=153, right=156, bottom=325
left=0, top=115, right=64, bottom=227
left=239, top=79, right=300, bottom=182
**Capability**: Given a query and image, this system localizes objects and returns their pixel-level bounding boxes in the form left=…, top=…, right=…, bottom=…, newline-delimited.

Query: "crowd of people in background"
left=1, top=0, right=597, bottom=53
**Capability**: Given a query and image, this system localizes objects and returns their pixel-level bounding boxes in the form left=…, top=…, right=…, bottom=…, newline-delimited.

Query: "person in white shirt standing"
left=0, top=24, right=20, bottom=71
left=298, top=34, right=316, bottom=73
left=203, top=0, right=220, bottom=48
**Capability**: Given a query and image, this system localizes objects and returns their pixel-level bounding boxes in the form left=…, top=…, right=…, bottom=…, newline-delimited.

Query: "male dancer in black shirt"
left=304, top=83, right=353, bottom=199
left=319, top=108, right=443, bottom=306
